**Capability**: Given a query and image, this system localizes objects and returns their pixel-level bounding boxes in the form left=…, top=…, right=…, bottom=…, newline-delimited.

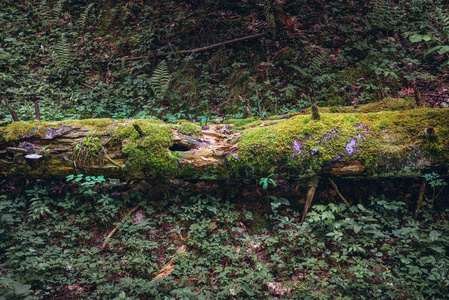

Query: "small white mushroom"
left=25, top=154, right=43, bottom=159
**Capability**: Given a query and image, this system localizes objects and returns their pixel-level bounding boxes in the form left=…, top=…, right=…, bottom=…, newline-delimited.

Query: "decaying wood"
left=152, top=245, right=187, bottom=281
left=301, top=176, right=319, bottom=223
left=2, top=98, right=19, bottom=122
left=101, top=203, right=141, bottom=250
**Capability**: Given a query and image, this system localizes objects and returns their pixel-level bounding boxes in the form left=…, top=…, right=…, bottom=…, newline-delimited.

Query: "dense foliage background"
left=1, top=0, right=449, bottom=122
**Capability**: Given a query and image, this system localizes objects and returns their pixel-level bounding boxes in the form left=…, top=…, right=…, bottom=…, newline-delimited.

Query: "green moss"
left=113, top=120, right=179, bottom=178
left=225, top=117, right=256, bottom=128
left=176, top=121, right=202, bottom=139
left=375, top=118, right=391, bottom=130
left=358, top=97, right=415, bottom=113
left=1, top=121, right=49, bottom=141
left=231, top=108, right=449, bottom=178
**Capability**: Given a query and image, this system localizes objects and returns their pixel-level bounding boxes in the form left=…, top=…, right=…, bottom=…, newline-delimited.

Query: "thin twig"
left=329, top=178, right=361, bottom=217
left=93, top=33, right=265, bottom=63
left=328, top=178, right=351, bottom=209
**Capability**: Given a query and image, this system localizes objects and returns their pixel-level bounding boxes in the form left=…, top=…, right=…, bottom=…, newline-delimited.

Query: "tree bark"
left=0, top=107, right=448, bottom=180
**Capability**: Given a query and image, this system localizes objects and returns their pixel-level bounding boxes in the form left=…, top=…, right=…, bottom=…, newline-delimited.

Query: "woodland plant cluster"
left=0, top=177, right=448, bottom=299
left=1, top=0, right=449, bottom=123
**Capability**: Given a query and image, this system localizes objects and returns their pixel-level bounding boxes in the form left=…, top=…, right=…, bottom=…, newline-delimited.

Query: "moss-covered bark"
left=1, top=103, right=448, bottom=180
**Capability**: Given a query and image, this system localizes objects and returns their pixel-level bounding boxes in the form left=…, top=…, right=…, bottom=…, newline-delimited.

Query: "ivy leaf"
left=438, top=46, right=449, bottom=55
left=409, top=34, right=423, bottom=42
left=353, top=224, right=363, bottom=234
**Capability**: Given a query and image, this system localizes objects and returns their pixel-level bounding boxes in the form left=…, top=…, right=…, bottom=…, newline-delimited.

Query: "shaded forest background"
left=2, top=0, right=449, bottom=123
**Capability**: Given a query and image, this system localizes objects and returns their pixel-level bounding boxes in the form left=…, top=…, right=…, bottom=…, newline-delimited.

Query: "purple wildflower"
left=354, top=123, right=365, bottom=130
left=357, top=133, right=364, bottom=139
left=325, top=130, right=338, bottom=141
left=345, top=137, right=359, bottom=157
left=110, top=191, right=121, bottom=197
left=332, top=155, right=343, bottom=162
left=232, top=153, right=240, bottom=161
left=311, top=148, right=318, bottom=155
left=292, top=140, right=303, bottom=158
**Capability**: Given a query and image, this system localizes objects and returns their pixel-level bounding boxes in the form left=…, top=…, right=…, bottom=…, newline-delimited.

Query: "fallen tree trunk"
left=0, top=106, right=448, bottom=180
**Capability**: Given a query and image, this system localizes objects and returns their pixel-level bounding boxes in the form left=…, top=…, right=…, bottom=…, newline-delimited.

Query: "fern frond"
left=149, top=61, right=171, bottom=98
left=435, top=7, right=449, bottom=40
left=38, top=0, right=52, bottom=25
left=370, top=0, right=392, bottom=29
left=310, top=52, right=328, bottom=73
left=410, top=0, right=429, bottom=13
left=77, top=3, right=94, bottom=29
left=52, top=35, right=71, bottom=68
left=54, top=0, right=65, bottom=21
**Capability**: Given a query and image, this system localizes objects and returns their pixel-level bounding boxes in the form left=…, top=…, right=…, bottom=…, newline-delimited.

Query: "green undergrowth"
left=0, top=178, right=448, bottom=299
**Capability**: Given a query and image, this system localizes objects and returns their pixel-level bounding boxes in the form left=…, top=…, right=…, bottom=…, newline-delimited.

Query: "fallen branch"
left=100, top=203, right=141, bottom=250
left=152, top=245, right=187, bottom=281
left=93, top=33, right=265, bottom=63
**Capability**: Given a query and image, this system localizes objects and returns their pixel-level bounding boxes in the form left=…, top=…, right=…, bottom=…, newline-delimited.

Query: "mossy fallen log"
left=0, top=106, right=448, bottom=180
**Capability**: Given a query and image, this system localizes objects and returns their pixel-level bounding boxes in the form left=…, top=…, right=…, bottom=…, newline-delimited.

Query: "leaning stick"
left=301, top=176, right=319, bottom=223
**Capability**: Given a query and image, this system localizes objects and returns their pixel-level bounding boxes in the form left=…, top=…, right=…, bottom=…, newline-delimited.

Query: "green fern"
left=54, top=0, right=65, bottom=21
left=149, top=61, right=171, bottom=98
left=310, top=52, right=328, bottom=73
left=38, top=0, right=68, bottom=27
left=435, top=7, right=449, bottom=40
left=38, top=0, right=52, bottom=25
left=77, top=3, right=94, bottom=29
left=410, top=0, right=429, bottom=13
left=52, top=35, right=71, bottom=68
left=370, top=0, right=392, bottom=29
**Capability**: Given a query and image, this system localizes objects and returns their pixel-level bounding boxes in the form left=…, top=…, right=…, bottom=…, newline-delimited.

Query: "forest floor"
left=1, top=177, right=448, bottom=299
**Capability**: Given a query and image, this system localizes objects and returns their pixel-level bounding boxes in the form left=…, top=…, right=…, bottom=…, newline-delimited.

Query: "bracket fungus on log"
left=0, top=105, right=448, bottom=181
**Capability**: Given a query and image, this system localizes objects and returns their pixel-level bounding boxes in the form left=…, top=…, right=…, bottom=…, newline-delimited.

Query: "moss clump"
left=358, top=97, right=415, bottom=113
left=72, top=134, right=106, bottom=165
left=176, top=121, right=202, bottom=139
left=225, top=117, right=257, bottom=128
left=1, top=121, right=50, bottom=141
left=113, top=120, right=178, bottom=178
